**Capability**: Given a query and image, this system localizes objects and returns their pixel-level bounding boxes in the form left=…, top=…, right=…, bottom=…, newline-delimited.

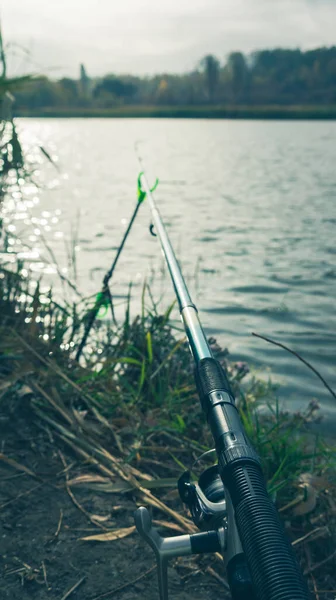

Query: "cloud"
left=1, top=0, right=336, bottom=77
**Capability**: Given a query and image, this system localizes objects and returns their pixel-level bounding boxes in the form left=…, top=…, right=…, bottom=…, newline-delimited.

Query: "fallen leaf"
left=72, top=409, right=88, bottom=422
left=91, top=514, right=111, bottom=523
left=69, top=477, right=176, bottom=494
left=153, top=520, right=185, bottom=533
left=80, top=525, right=135, bottom=542
left=68, top=474, right=109, bottom=486
left=293, top=483, right=317, bottom=516
left=0, top=454, right=38, bottom=478
left=299, top=473, right=329, bottom=491
left=17, top=385, right=34, bottom=399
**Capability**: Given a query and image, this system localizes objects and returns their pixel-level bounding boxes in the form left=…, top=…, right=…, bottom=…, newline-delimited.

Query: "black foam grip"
left=227, top=553, right=256, bottom=600
left=196, top=357, right=234, bottom=399
left=223, top=462, right=310, bottom=600
left=190, top=530, right=221, bottom=554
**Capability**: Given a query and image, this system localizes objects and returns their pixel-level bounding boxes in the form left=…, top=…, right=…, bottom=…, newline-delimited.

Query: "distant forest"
left=13, top=47, right=336, bottom=115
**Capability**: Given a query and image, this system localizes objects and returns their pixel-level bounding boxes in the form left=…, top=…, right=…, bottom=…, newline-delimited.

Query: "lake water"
left=9, top=118, right=336, bottom=431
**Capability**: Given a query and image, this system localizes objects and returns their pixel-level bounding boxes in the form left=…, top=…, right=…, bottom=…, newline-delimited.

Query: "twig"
left=205, top=566, right=230, bottom=590
left=136, top=445, right=191, bottom=453
left=31, top=381, right=74, bottom=426
left=0, top=453, right=39, bottom=479
left=89, top=565, right=156, bottom=600
left=58, top=451, right=109, bottom=531
left=90, top=407, right=124, bottom=456
left=252, top=332, right=336, bottom=400
left=153, top=519, right=186, bottom=533
left=54, top=509, right=63, bottom=538
left=41, top=561, right=48, bottom=589
left=60, top=576, right=86, bottom=600
left=13, top=330, right=122, bottom=441
left=0, top=483, right=43, bottom=509
left=54, top=432, right=195, bottom=533
left=311, top=573, right=320, bottom=600
left=304, top=549, right=336, bottom=576
left=292, top=526, right=329, bottom=546
left=279, top=494, right=304, bottom=513
left=304, top=544, right=320, bottom=600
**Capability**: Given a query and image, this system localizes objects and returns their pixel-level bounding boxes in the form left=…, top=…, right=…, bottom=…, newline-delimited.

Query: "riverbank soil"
left=0, top=412, right=229, bottom=600
left=0, top=321, right=335, bottom=600
left=1, top=410, right=336, bottom=600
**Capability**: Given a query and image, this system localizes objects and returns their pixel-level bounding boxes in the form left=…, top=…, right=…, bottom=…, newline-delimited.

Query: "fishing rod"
left=75, top=174, right=156, bottom=362
left=134, top=156, right=310, bottom=600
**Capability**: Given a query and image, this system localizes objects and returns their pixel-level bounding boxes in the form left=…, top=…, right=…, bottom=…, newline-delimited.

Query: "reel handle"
left=134, top=507, right=225, bottom=600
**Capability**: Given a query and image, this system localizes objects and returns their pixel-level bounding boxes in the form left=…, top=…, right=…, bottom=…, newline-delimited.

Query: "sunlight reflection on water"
left=3, top=118, right=336, bottom=431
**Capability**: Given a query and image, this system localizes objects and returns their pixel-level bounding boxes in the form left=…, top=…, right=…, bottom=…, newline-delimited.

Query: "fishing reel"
left=178, top=463, right=227, bottom=531
left=134, top=453, right=227, bottom=600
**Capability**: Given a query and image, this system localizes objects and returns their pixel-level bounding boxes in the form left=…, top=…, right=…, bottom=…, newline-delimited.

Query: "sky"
left=1, top=0, right=336, bottom=78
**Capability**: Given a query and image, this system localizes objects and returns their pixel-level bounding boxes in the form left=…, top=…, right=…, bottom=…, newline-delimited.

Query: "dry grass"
left=0, top=264, right=335, bottom=597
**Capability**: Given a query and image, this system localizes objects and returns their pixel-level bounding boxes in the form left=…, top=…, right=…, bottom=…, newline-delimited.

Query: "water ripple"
left=15, top=117, right=336, bottom=433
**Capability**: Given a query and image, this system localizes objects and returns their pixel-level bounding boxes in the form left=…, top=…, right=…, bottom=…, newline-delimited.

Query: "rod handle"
left=222, top=462, right=311, bottom=600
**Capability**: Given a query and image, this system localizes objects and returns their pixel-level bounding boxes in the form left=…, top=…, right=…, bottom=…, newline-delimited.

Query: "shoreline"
left=14, top=105, right=336, bottom=119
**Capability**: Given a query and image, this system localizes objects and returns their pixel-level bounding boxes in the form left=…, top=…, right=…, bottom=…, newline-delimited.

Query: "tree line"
left=12, top=47, right=336, bottom=112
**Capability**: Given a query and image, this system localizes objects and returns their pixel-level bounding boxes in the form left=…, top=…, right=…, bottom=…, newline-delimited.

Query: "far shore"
left=14, top=104, right=336, bottom=119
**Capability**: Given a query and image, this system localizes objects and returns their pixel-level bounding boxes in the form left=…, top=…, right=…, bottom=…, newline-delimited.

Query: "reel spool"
left=178, top=463, right=227, bottom=531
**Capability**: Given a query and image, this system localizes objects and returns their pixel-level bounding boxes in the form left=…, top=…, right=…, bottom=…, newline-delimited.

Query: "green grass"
left=0, top=263, right=334, bottom=505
